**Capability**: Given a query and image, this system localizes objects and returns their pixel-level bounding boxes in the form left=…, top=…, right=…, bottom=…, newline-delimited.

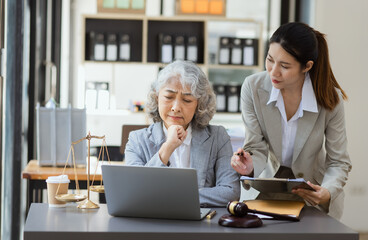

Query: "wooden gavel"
left=227, top=201, right=299, bottom=222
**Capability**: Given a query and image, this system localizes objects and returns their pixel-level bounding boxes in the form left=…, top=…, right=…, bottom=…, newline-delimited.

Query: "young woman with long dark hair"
left=231, top=22, right=351, bottom=219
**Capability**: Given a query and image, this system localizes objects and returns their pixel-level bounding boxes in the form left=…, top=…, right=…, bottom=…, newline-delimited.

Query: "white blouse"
left=267, top=73, right=318, bottom=168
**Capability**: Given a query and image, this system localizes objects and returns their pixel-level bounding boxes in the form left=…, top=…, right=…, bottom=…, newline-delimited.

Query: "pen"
left=235, top=151, right=253, bottom=156
left=206, top=210, right=217, bottom=219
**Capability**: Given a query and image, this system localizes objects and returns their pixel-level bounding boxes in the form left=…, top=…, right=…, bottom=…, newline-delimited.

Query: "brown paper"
left=244, top=200, right=305, bottom=218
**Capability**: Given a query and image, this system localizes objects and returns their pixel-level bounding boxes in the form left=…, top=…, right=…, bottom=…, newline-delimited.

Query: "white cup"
left=46, top=175, right=70, bottom=208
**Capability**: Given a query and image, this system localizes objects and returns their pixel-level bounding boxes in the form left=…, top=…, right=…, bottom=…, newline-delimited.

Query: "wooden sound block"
left=218, top=214, right=263, bottom=228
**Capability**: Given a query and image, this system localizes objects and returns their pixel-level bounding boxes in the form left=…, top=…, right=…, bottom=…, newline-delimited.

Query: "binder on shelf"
left=131, top=0, right=145, bottom=9
left=231, top=38, right=242, bottom=65
left=102, top=0, right=116, bottom=8
left=85, top=82, right=97, bottom=110
left=218, top=37, right=230, bottom=64
left=106, top=33, right=118, bottom=61
left=209, top=0, right=225, bottom=15
left=226, top=83, right=240, bottom=113
left=86, top=31, right=96, bottom=61
left=186, top=36, right=198, bottom=62
left=174, top=35, right=186, bottom=60
left=119, top=33, right=131, bottom=61
left=213, top=84, right=227, bottom=112
left=146, top=0, right=161, bottom=16
left=195, top=0, right=209, bottom=14
left=178, top=0, right=195, bottom=13
left=237, top=84, right=242, bottom=110
left=94, top=32, right=106, bottom=61
left=158, top=33, right=173, bottom=63
left=177, top=0, right=226, bottom=16
left=162, top=0, right=175, bottom=16
left=97, top=82, right=110, bottom=110
left=242, top=38, right=258, bottom=66
left=85, top=82, right=110, bottom=110
left=209, top=52, right=216, bottom=64
left=97, top=0, right=146, bottom=13
left=116, top=0, right=129, bottom=9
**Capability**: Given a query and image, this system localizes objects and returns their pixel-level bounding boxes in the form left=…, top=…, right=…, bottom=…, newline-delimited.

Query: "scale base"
left=77, top=199, right=99, bottom=209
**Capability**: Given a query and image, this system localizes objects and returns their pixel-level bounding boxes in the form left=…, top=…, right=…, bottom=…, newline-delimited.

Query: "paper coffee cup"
left=46, top=175, right=70, bottom=208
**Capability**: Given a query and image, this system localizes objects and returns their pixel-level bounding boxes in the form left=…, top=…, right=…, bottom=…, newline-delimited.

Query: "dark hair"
left=270, top=22, right=347, bottom=110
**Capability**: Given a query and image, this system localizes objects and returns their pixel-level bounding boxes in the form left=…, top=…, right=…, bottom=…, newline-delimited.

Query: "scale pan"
left=90, top=185, right=104, bottom=193
left=55, top=193, right=87, bottom=202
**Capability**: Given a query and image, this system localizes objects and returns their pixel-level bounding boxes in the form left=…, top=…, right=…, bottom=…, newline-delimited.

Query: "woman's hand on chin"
left=166, top=125, right=187, bottom=149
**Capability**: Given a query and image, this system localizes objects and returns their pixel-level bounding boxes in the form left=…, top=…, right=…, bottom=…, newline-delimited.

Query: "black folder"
left=242, top=38, right=258, bottom=66
left=158, top=33, right=173, bottom=63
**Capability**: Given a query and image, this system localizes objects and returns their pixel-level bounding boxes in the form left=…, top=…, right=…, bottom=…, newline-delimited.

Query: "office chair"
left=120, top=124, right=149, bottom=156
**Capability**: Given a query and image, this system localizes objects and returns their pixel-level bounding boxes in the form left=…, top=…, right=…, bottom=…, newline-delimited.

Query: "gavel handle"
left=249, top=209, right=300, bottom=222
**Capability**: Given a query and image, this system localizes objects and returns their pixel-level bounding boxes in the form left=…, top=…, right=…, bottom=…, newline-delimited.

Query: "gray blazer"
left=241, top=71, right=352, bottom=219
left=125, top=122, right=240, bottom=207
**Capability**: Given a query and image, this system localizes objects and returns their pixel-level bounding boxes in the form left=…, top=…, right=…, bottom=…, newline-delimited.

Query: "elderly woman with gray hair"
left=125, top=60, right=240, bottom=207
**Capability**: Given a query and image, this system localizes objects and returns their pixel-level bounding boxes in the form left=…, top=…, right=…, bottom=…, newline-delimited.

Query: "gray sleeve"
left=125, top=130, right=167, bottom=167
left=199, top=126, right=240, bottom=207
left=322, top=94, right=352, bottom=206
left=241, top=77, right=269, bottom=177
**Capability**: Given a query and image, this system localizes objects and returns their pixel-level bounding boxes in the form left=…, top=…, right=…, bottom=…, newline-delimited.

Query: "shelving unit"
left=84, top=17, right=144, bottom=62
left=146, top=19, right=205, bottom=63
left=82, top=14, right=263, bottom=69
left=80, top=14, right=264, bottom=145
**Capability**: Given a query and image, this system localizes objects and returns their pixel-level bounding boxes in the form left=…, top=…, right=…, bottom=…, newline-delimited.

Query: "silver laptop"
left=102, top=165, right=211, bottom=220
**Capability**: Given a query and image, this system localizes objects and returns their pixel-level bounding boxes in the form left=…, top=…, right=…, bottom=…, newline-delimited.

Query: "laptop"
left=101, top=165, right=211, bottom=220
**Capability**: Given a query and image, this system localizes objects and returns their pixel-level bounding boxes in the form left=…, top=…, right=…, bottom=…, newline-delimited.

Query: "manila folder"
left=244, top=199, right=305, bottom=219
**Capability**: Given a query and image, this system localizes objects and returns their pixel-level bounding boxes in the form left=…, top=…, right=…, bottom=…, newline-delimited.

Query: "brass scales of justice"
left=54, top=132, right=111, bottom=209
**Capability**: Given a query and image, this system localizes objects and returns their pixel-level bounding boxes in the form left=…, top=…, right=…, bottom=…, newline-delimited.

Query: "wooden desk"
left=24, top=204, right=358, bottom=240
left=22, top=160, right=102, bottom=181
left=22, top=160, right=118, bottom=212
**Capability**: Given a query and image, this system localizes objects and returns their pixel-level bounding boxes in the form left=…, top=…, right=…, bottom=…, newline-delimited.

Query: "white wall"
left=314, top=0, right=368, bottom=232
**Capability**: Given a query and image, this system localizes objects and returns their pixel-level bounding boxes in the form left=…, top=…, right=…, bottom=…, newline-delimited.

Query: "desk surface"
left=22, top=160, right=123, bottom=181
left=24, top=203, right=358, bottom=240
left=22, top=160, right=100, bottom=181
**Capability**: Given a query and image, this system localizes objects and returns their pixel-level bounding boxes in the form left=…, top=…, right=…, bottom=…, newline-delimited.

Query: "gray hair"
left=146, top=60, right=216, bottom=129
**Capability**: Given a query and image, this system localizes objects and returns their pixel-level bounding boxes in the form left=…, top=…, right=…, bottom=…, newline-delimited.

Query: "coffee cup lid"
left=46, top=175, right=70, bottom=183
